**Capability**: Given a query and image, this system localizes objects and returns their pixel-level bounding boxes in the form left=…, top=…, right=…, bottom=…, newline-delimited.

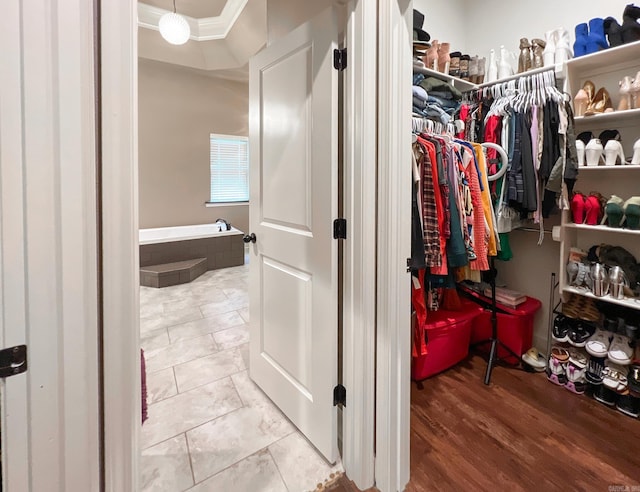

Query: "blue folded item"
left=413, top=96, right=427, bottom=110
left=412, top=104, right=451, bottom=125
left=427, top=95, right=460, bottom=111
left=413, top=85, right=428, bottom=102
left=413, top=73, right=425, bottom=86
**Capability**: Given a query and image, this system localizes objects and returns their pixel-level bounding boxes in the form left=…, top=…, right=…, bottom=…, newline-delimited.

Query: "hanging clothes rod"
left=515, top=227, right=554, bottom=234
left=474, top=64, right=560, bottom=90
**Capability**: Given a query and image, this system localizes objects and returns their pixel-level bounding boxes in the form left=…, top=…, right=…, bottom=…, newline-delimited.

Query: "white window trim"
left=205, top=201, right=248, bottom=207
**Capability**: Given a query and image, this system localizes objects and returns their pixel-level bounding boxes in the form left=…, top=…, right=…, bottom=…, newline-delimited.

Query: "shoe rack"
left=560, top=39, right=640, bottom=311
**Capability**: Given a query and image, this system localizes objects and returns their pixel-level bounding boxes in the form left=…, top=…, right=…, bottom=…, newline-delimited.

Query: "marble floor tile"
left=161, top=290, right=227, bottom=314
left=230, top=370, right=278, bottom=409
left=140, top=302, right=165, bottom=319
left=268, top=432, right=343, bottom=492
left=238, top=343, right=250, bottom=370
left=168, top=312, right=245, bottom=344
left=142, top=377, right=242, bottom=449
left=187, top=449, right=286, bottom=492
left=186, top=405, right=295, bottom=483
left=146, top=367, right=177, bottom=404
left=145, top=334, right=218, bottom=374
left=141, top=327, right=170, bottom=352
left=221, top=285, right=247, bottom=299
left=200, top=296, right=248, bottom=318
left=212, top=323, right=249, bottom=350
left=141, top=434, right=193, bottom=492
left=174, top=347, right=245, bottom=393
left=141, top=306, right=203, bottom=335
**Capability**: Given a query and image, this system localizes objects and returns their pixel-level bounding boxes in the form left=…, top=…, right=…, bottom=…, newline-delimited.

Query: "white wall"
left=464, top=0, right=631, bottom=69
left=412, top=0, right=466, bottom=54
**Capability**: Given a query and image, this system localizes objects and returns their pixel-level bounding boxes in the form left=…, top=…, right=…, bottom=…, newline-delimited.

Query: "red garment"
left=483, top=115, right=502, bottom=194
left=411, top=269, right=428, bottom=358
left=458, top=105, right=470, bottom=139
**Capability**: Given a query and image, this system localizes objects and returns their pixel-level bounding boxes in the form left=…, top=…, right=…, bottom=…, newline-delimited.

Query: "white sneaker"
left=608, top=334, right=633, bottom=365
left=585, top=329, right=612, bottom=358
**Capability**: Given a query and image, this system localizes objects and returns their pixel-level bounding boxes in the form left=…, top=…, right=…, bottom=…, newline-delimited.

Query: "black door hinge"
left=333, top=218, right=347, bottom=239
left=333, top=384, right=346, bottom=407
left=333, top=48, right=347, bottom=71
left=0, top=345, right=27, bottom=378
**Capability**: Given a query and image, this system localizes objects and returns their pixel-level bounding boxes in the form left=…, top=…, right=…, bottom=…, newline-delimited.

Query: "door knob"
left=243, top=233, right=256, bottom=244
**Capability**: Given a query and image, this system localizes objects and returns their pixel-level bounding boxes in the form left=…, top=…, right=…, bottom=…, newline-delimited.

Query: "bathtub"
left=139, top=224, right=245, bottom=272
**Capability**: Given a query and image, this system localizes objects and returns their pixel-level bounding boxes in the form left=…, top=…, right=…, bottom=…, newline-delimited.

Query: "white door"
left=248, top=7, right=340, bottom=462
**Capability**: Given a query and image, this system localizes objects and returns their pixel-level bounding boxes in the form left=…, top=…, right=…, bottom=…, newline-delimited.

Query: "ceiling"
left=137, top=0, right=266, bottom=75
left=142, top=0, right=227, bottom=18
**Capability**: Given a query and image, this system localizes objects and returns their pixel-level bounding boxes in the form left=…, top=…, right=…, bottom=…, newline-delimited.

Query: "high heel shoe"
left=585, top=193, right=605, bottom=226
left=518, top=38, right=532, bottom=73
left=604, top=17, right=624, bottom=47
left=585, top=138, right=604, bottom=166
left=630, top=72, right=640, bottom=108
left=605, top=195, right=625, bottom=227
left=486, top=49, right=498, bottom=83
left=619, top=76, right=633, bottom=111
left=498, top=45, right=513, bottom=80
left=632, top=139, right=640, bottom=165
left=621, top=3, right=640, bottom=44
left=586, top=18, right=609, bottom=54
left=543, top=30, right=557, bottom=67
left=574, top=23, right=589, bottom=57
left=625, top=197, right=640, bottom=229
left=437, top=42, right=450, bottom=74
left=574, top=89, right=589, bottom=116
left=571, top=192, right=587, bottom=224
left=582, top=80, right=596, bottom=104
left=604, top=140, right=626, bottom=166
left=531, top=39, right=546, bottom=69
left=424, top=40, right=439, bottom=71
left=554, top=28, right=573, bottom=64
left=576, top=139, right=586, bottom=166
left=584, top=87, right=613, bottom=115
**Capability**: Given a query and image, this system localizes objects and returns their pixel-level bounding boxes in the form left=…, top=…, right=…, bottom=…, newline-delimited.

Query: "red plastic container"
left=411, top=301, right=483, bottom=381
left=470, top=296, right=542, bottom=365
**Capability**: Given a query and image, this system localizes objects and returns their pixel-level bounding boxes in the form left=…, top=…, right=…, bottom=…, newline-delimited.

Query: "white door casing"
left=248, top=6, right=340, bottom=462
left=0, top=0, right=100, bottom=490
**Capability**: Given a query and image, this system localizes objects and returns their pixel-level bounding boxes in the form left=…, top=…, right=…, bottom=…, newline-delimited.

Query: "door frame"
left=374, top=0, right=412, bottom=491
left=100, top=0, right=377, bottom=490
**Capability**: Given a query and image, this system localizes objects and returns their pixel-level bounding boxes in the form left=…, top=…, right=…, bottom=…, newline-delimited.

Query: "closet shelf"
left=562, top=286, right=640, bottom=311
left=576, top=164, right=640, bottom=171
left=573, top=108, right=640, bottom=125
left=412, top=64, right=477, bottom=91
left=564, top=223, right=640, bottom=235
left=566, top=40, right=640, bottom=75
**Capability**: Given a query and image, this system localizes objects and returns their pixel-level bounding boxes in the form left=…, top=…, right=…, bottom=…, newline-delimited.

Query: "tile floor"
left=140, top=260, right=343, bottom=492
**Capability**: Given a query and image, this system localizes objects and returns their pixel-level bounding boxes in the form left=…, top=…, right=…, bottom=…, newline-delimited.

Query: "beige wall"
left=266, top=0, right=336, bottom=44
left=138, top=59, right=250, bottom=233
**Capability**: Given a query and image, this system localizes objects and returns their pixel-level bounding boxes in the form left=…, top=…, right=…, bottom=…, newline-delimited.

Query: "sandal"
left=551, top=346, right=569, bottom=362
left=623, top=197, right=640, bottom=230
left=568, top=349, right=588, bottom=368
left=522, top=347, right=546, bottom=371
left=603, top=362, right=628, bottom=391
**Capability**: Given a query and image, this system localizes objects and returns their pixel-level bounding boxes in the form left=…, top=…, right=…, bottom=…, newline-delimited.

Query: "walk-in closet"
left=406, top=0, right=640, bottom=489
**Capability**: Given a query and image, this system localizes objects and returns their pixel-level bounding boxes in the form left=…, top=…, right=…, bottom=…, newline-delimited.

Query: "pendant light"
left=159, top=0, right=190, bottom=45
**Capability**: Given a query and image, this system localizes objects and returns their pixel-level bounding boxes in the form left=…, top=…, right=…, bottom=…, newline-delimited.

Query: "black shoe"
left=629, top=364, right=640, bottom=394
left=593, top=384, right=618, bottom=406
left=568, top=321, right=595, bottom=347
left=605, top=17, right=624, bottom=46
left=622, top=4, right=640, bottom=44
left=616, top=394, right=640, bottom=418
left=586, top=356, right=605, bottom=384
left=552, top=314, right=570, bottom=342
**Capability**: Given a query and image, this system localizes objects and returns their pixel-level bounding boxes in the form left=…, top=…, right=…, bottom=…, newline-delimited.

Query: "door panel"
left=249, top=6, right=339, bottom=462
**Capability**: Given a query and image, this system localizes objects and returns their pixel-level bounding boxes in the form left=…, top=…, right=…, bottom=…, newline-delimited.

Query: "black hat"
left=413, top=10, right=431, bottom=43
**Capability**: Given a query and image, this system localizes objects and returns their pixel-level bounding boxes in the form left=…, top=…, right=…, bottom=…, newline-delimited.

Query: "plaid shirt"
left=414, top=143, right=442, bottom=267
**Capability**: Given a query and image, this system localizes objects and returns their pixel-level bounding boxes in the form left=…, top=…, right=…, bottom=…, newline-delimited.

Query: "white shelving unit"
left=560, top=41, right=640, bottom=311
left=412, top=64, right=476, bottom=92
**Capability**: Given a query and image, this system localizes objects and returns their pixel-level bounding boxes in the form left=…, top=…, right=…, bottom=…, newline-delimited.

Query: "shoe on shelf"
left=531, top=38, right=546, bottom=69
left=586, top=329, right=613, bottom=358
left=518, top=38, right=532, bottom=73
left=604, top=17, right=624, bottom=47
left=598, top=128, right=621, bottom=147
left=543, top=30, right=557, bottom=67
left=604, top=195, right=625, bottom=227
left=630, top=72, right=640, bottom=109
left=586, top=18, right=609, bottom=54
left=476, top=56, right=486, bottom=84
left=585, top=138, right=604, bottom=166
left=584, top=193, right=604, bottom=225
left=554, top=28, right=573, bottom=64
left=424, top=39, right=439, bottom=71
left=569, top=349, right=588, bottom=369
left=552, top=314, right=570, bottom=342
left=449, top=51, right=461, bottom=77
left=604, top=140, right=626, bottom=166
left=586, top=356, right=605, bottom=384
left=498, top=45, right=513, bottom=80
left=632, top=139, right=640, bottom=165
left=574, top=89, right=589, bottom=116
left=619, top=76, right=633, bottom=111
left=547, top=353, right=567, bottom=385
left=459, top=54, right=471, bottom=81
left=486, top=49, right=498, bottom=83
left=577, top=130, right=594, bottom=145
left=594, top=383, right=618, bottom=406
left=569, top=321, right=595, bottom=347
left=584, top=88, right=613, bottom=115
left=616, top=394, right=640, bottom=418
left=437, top=42, right=450, bottom=74
left=603, top=361, right=629, bottom=391
left=623, top=197, right=640, bottom=229
left=570, top=192, right=586, bottom=223
left=622, top=3, right=640, bottom=44
left=628, top=364, right=640, bottom=394
left=591, top=262, right=610, bottom=297
left=573, top=23, right=589, bottom=57
left=468, top=56, right=479, bottom=83
left=576, top=139, right=586, bottom=166
left=608, top=333, right=634, bottom=365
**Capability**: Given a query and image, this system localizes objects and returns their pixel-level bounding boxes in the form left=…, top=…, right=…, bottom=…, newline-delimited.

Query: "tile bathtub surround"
left=139, top=265, right=343, bottom=492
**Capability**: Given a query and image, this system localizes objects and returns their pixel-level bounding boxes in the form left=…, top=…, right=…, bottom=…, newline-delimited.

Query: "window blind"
left=209, top=134, right=249, bottom=203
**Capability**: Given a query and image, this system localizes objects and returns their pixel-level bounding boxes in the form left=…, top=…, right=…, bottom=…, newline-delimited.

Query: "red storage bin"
left=469, top=296, right=542, bottom=365
left=411, top=301, right=483, bottom=381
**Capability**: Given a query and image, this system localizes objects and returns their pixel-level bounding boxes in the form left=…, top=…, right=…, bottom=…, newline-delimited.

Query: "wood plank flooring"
left=334, top=354, right=640, bottom=491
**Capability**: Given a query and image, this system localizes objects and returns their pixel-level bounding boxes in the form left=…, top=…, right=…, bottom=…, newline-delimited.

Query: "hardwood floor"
left=406, top=354, right=640, bottom=491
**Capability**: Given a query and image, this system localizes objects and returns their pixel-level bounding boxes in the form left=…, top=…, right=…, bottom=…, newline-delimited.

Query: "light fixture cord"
left=172, top=0, right=176, bottom=13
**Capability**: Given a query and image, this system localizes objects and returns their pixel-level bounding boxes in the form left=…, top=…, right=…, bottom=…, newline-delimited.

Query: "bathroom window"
left=208, top=134, right=249, bottom=204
